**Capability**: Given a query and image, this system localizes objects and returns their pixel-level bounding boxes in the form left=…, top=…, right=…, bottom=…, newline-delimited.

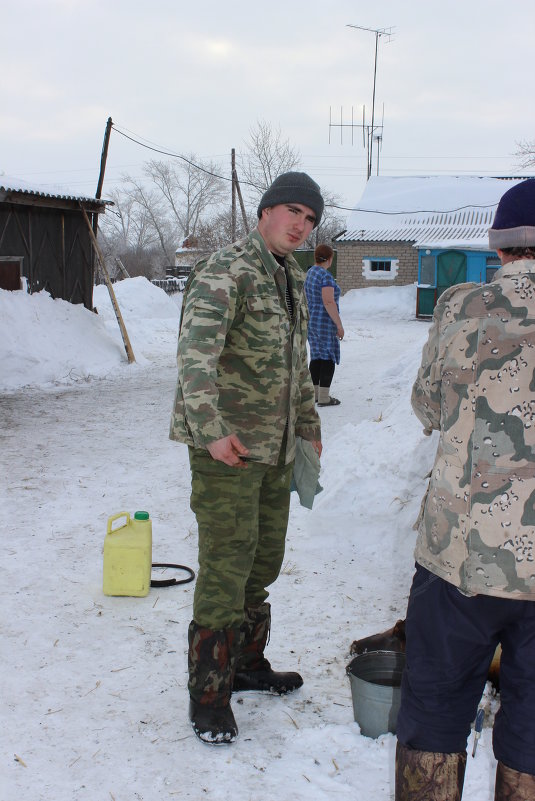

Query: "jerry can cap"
left=134, top=511, right=150, bottom=520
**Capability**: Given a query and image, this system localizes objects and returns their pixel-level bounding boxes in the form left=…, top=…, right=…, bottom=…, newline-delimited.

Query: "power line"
left=112, top=124, right=232, bottom=181
left=107, top=122, right=528, bottom=216
left=111, top=123, right=263, bottom=192
left=329, top=201, right=500, bottom=214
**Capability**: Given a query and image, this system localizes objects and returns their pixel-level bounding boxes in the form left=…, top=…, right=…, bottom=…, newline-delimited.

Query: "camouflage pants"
left=188, top=446, right=293, bottom=629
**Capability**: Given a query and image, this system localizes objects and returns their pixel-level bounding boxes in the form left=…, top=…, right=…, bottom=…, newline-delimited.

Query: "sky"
left=2, top=0, right=535, bottom=214
left=1, top=277, right=501, bottom=799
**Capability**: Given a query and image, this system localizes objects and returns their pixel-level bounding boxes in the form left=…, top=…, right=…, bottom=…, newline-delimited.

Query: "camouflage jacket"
left=412, top=259, right=535, bottom=599
left=169, top=229, right=321, bottom=465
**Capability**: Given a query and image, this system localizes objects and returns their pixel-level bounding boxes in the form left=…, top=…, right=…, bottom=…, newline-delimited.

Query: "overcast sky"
left=2, top=0, right=535, bottom=213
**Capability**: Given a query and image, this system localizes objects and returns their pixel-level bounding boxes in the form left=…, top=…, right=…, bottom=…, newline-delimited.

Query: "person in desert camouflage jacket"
left=170, top=172, right=323, bottom=745
left=395, top=179, right=535, bottom=801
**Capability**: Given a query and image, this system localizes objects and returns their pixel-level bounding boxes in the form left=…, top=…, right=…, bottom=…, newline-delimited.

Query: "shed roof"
left=0, top=179, right=110, bottom=213
left=336, top=176, right=531, bottom=250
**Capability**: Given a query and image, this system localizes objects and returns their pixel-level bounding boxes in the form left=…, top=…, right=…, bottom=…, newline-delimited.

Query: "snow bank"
left=0, top=277, right=180, bottom=391
left=340, top=283, right=417, bottom=319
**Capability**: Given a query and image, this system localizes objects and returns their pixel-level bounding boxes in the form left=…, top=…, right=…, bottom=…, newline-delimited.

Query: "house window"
left=420, top=255, right=436, bottom=286
left=362, top=257, right=399, bottom=281
left=370, top=260, right=390, bottom=272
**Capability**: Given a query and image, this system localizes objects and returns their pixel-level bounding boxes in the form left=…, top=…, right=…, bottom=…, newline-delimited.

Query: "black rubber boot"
left=187, top=621, right=239, bottom=744
left=233, top=603, right=303, bottom=695
left=188, top=698, right=238, bottom=745
left=233, top=665, right=303, bottom=694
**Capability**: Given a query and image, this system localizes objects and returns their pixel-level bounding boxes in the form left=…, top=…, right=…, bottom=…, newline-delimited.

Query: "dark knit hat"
left=489, top=179, right=535, bottom=249
left=257, top=171, right=324, bottom=228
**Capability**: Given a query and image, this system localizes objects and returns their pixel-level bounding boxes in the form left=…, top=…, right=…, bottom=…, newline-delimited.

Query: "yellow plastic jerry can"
left=103, top=511, right=152, bottom=597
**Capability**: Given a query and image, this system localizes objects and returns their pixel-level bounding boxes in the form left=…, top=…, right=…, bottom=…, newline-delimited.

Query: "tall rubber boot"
left=494, top=761, right=535, bottom=800
left=187, top=621, right=239, bottom=745
left=395, top=742, right=467, bottom=801
left=233, top=602, right=303, bottom=694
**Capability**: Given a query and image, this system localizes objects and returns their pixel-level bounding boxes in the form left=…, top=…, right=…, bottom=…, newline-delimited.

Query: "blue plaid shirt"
left=304, top=265, right=341, bottom=364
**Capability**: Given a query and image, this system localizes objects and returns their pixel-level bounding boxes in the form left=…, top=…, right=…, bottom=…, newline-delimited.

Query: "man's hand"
left=207, top=434, right=250, bottom=467
left=311, top=440, right=322, bottom=458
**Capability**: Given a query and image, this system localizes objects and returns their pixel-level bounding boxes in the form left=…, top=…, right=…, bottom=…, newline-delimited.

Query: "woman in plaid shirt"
left=304, top=244, right=344, bottom=407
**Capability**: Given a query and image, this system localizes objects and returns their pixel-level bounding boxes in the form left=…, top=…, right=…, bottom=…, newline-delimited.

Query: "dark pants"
left=188, top=445, right=293, bottom=630
left=309, top=358, right=335, bottom=388
left=397, top=563, right=535, bottom=775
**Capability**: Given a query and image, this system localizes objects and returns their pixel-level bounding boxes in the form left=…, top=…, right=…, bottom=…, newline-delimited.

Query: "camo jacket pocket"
left=233, top=294, right=284, bottom=351
left=183, top=297, right=228, bottom=342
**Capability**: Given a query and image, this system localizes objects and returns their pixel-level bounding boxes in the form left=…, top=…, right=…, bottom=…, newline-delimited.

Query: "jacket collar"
left=249, top=228, right=282, bottom=277
left=494, top=258, right=535, bottom=279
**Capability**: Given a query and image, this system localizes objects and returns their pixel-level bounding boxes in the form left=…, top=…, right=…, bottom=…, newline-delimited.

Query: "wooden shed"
left=0, top=185, right=109, bottom=310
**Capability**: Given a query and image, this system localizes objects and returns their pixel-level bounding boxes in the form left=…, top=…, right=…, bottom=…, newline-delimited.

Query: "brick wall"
left=335, top=241, right=418, bottom=294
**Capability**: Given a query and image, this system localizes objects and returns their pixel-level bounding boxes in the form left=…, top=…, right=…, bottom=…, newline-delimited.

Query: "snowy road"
left=1, top=282, right=498, bottom=801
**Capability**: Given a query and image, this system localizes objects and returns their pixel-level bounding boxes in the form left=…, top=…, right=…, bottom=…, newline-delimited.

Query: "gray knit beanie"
left=257, top=171, right=324, bottom=228
left=489, top=179, right=535, bottom=249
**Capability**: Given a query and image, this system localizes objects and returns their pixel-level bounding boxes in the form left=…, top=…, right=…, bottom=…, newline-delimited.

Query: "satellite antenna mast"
left=345, top=24, right=394, bottom=179
left=375, top=103, right=385, bottom=176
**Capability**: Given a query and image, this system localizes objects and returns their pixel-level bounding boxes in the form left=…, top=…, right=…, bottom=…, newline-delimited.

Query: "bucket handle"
left=107, top=512, right=131, bottom=534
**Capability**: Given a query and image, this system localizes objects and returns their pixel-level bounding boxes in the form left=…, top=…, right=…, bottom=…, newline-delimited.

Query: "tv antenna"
left=329, top=24, right=394, bottom=179
left=329, top=102, right=385, bottom=175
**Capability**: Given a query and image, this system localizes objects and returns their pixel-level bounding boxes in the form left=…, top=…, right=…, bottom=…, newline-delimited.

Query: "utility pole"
left=231, top=151, right=250, bottom=236
left=96, top=117, right=113, bottom=200
left=92, top=117, right=113, bottom=284
left=231, top=149, right=237, bottom=241
left=344, top=25, right=393, bottom=179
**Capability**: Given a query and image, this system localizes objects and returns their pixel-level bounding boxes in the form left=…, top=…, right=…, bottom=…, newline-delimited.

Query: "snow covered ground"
left=1, top=277, right=499, bottom=800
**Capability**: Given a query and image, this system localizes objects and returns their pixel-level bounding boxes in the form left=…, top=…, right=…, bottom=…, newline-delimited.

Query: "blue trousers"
left=396, top=563, right=535, bottom=775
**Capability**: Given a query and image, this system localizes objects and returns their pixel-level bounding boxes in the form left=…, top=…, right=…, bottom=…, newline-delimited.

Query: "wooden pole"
left=231, top=149, right=237, bottom=241
left=232, top=169, right=250, bottom=234
left=91, top=117, right=113, bottom=287
left=115, top=257, right=131, bottom=279
left=96, top=117, right=113, bottom=200
left=80, top=205, right=136, bottom=364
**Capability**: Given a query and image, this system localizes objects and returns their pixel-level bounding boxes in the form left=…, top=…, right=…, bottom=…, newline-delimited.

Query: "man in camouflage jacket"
left=395, top=179, right=535, bottom=801
left=170, top=172, right=323, bottom=745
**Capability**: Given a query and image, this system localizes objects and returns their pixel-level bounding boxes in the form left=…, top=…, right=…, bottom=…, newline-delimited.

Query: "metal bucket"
left=347, top=650, right=405, bottom=738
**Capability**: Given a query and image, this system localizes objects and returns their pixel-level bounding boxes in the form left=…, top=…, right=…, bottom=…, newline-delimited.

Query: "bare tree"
left=239, top=119, right=301, bottom=203
left=515, top=139, right=535, bottom=168
left=98, top=129, right=344, bottom=279
left=238, top=119, right=344, bottom=243
left=99, top=154, right=228, bottom=278
left=100, top=188, right=159, bottom=254
left=119, top=174, right=175, bottom=264
left=144, top=157, right=227, bottom=238
left=98, top=189, right=164, bottom=280
left=195, top=208, right=257, bottom=252
left=303, top=189, right=346, bottom=250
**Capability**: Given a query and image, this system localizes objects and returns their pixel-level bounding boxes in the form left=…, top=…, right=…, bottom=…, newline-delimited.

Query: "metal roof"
left=0, top=184, right=111, bottom=210
left=336, top=176, right=530, bottom=250
left=341, top=208, right=496, bottom=250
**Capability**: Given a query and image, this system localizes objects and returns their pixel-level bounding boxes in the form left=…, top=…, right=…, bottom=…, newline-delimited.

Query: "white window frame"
left=362, top=257, right=399, bottom=281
